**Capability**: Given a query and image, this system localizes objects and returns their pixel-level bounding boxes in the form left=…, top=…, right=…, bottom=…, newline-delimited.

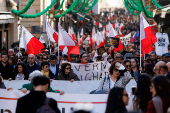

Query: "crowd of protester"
left=0, top=8, right=170, bottom=113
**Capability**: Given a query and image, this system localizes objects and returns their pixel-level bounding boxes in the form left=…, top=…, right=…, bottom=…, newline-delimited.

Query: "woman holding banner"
left=57, top=63, right=80, bottom=82
left=12, top=62, right=29, bottom=80
left=97, top=61, right=132, bottom=93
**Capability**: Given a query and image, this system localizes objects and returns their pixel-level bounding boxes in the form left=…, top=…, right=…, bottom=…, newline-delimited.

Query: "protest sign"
left=105, top=37, right=119, bottom=48
left=0, top=89, right=108, bottom=113
left=71, top=61, right=110, bottom=80
left=120, top=33, right=132, bottom=46
left=12, top=42, right=25, bottom=52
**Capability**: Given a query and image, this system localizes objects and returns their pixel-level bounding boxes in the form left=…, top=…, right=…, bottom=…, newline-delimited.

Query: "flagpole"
left=57, top=18, right=60, bottom=63
left=140, top=14, right=142, bottom=73
left=18, top=25, right=22, bottom=58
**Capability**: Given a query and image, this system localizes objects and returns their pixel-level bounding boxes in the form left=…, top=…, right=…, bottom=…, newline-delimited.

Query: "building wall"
left=0, top=0, right=6, bottom=11
left=20, top=0, right=42, bottom=38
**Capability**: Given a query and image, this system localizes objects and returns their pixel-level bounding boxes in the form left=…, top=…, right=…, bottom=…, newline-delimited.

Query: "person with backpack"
left=16, top=76, right=61, bottom=113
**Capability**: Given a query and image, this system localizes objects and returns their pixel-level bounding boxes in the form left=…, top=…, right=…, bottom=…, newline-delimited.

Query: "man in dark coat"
left=159, top=65, right=170, bottom=80
left=16, top=76, right=60, bottom=113
left=0, top=53, right=14, bottom=80
left=26, top=54, right=41, bottom=74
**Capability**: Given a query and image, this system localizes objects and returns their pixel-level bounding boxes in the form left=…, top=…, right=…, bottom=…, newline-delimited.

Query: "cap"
left=163, top=53, right=170, bottom=57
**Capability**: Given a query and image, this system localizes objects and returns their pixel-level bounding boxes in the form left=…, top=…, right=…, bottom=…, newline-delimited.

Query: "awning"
left=0, top=12, right=14, bottom=24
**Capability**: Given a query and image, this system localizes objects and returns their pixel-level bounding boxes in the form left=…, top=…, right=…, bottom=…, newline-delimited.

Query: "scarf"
left=41, top=70, right=49, bottom=78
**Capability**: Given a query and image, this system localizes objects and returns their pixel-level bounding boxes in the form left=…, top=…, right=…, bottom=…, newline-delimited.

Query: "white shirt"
left=50, top=64, right=56, bottom=75
left=110, top=78, right=116, bottom=89
left=155, top=32, right=169, bottom=56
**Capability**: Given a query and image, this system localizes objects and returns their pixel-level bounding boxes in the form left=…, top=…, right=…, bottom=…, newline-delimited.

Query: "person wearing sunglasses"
left=40, top=61, right=55, bottom=79
left=57, top=63, right=80, bottom=82
left=124, top=60, right=138, bottom=81
left=8, top=49, right=14, bottom=57
left=13, top=62, right=29, bottom=80
left=105, top=87, right=129, bottom=113
left=114, top=53, right=122, bottom=63
left=107, top=57, right=114, bottom=64
left=97, top=61, right=132, bottom=93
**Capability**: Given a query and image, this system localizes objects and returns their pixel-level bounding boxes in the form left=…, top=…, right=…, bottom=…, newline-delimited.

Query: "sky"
left=106, top=0, right=124, bottom=8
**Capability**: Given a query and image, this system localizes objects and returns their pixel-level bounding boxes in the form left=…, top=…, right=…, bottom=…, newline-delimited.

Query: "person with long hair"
left=57, top=63, right=80, bottom=82
left=141, top=59, right=150, bottom=72
left=144, top=63, right=154, bottom=78
left=97, top=61, right=132, bottom=93
left=8, top=56, right=17, bottom=68
left=13, top=62, right=29, bottom=80
left=105, top=87, right=129, bottom=113
left=146, top=75, right=170, bottom=113
left=131, top=58, right=139, bottom=80
left=127, top=73, right=152, bottom=112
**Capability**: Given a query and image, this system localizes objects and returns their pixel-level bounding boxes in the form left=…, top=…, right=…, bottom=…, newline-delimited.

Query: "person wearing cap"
left=163, top=53, right=170, bottom=63
left=19, top=70, right=64, bottom=95
left=97, top=61, right=132, bottom=93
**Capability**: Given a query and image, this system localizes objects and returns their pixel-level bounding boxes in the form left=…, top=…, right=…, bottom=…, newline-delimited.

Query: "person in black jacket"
left=159, top=65, right=170, bottom=80
left=26, top=54, right=41, bottom=74
left=0, top=53, right=14, bottom=80
left=16, top=76, right=60, bottom=113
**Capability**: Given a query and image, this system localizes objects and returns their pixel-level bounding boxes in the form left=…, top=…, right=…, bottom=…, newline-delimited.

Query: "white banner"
left=71, top=61, right=110, bottom=80
left=3, top=80, right=137, bottom=95
left=0, top=89, right=108, bottom=113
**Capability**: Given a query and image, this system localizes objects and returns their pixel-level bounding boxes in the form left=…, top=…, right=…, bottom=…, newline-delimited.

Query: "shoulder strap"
left=102, top=76, right=108, bottom=89
left=44, top=97, right=51, bottom=105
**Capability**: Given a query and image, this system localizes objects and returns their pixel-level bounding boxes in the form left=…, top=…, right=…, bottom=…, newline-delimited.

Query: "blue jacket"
left=26, top=62, right=41, bottom=74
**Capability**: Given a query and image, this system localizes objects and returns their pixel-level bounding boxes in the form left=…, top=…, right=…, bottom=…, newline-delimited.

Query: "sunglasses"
left=116, top=57, right=121, bottom=58
left=109, top=61, right=113, bottom=63
left=45, top=66, right=49, bottom=68
left=66, top=68, right=71, bottom=70
left=114, top=69, right=120, bottom=72
left=126, top=65, right=131, bottom=68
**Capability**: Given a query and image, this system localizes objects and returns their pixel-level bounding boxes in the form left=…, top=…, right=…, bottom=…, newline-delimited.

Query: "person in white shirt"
left=155, top=32, right=169, bottom=56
